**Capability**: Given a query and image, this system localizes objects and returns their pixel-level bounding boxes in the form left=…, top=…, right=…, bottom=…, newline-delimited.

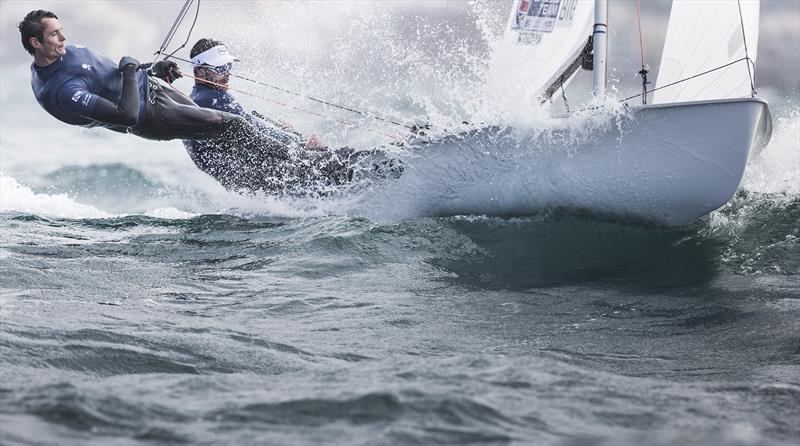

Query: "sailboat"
left=478, top=0, right=772, bottom=225
left=393, top=0, right=771, bottom=225
left=148, top=0, right=772, bottom=226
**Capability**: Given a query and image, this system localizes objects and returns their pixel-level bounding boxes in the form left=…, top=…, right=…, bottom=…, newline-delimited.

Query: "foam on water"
left=1, top=99, right=795, bottom=225
left=1, top=6, right=798, bottom=445
left=742, top=105, right=800, bottom=196
left=0, top=2, right=796, bottom=224
left=0, top=174, right=205, bottom=220
left=0, top=175, right=112, bottom=219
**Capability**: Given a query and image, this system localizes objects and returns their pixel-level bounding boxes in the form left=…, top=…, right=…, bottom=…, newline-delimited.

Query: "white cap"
left=190, top=45, right=239, bottom=67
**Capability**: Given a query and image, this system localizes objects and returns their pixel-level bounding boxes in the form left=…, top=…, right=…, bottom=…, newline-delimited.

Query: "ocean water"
left=2, top=2, right=800, bottom=445
left=2, top=102, right=798, bottom=446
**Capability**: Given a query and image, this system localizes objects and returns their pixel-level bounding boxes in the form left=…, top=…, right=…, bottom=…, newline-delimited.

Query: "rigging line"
left=153, top=0, right=195, bottom=65
left=152, top=0, right=426, bottom=141
left=635, top=0, right=645, bottom=69
left=619, top=57, right=748, bottom=103
left=231, top=72, right=413, bottom=130
left=635, top=0, right=649, bottom=105
left=179, top=73, right=408, bottom=142
left=163, top=0, right=202, bottom=61
left=165, top=54, right=415, bottom=131
left=736, top=0, right=756, bottom=96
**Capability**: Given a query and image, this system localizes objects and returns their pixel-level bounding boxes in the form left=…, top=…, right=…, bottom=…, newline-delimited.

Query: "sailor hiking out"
left=19, top=9, right=394, bottom=196
left=180, top=38, right=361, bottom=194
left=21, top=10, right=281, bottom=149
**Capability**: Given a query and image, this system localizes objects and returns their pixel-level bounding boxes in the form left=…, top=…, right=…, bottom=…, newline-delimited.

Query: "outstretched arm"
left=250, top=110, right=326, bottom=150
left=248, top=110, right=304, bottom=146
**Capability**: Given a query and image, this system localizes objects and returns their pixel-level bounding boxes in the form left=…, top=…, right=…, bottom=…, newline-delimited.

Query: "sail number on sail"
left=512, top=0, right=578, bottom=44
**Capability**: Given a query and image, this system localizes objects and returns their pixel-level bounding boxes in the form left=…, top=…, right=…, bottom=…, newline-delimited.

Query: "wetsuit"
left=190, top=83, right=304, bottom=146
left=30, top=44, right=284, bottom=147
left=184, top=83, right=362, bottom=195
left=31, top=44, right=149, bottom=133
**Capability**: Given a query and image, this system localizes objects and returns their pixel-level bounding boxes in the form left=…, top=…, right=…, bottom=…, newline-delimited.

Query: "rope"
left=635, top=0, right=649, bottom=105
left=620, top=57, right=749, bottom=103
left=165, top=54, right=414, bottom=132
left=736, top=0, right=756, bottom=97
left=152, top=0, right=200, bottom=65
left=163, top=0, right=201, bottom=62
left=152, top=0, right=428, bottom=143
left=635, top=0, right=645, bottom=70
left=178, top=73, right=407, bottom=142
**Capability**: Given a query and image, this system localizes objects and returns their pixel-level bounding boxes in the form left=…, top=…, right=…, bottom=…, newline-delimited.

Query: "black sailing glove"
left=150, top=60, right=182, bottom=83
left=118, top=56, right=140, bottom=72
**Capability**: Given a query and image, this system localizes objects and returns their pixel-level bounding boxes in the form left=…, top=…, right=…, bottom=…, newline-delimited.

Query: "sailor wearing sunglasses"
left=181, top=39, right=355, bottom=194
left=188, top=39, right=324, bottom=150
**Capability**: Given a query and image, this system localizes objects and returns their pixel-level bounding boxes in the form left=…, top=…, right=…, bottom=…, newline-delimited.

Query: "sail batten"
left=653, top=0, right=760, bottom=104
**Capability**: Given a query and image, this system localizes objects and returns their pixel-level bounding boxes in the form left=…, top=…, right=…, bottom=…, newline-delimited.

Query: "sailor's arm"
left=263, top=116, right=302, bottom=137
left=249, top=110, right=325, bottom=150
left=248, top=111, right=303, bottom=146
left=57, top=57, right=140, bottom=127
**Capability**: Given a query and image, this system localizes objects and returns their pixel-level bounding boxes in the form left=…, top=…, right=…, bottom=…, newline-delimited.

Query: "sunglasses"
left=203, top=63, right=232, bottom=74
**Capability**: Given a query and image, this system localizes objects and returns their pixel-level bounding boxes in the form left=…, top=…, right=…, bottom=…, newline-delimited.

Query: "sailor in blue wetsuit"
left=182, top=38, right=364, bottom=194
left=20, top=10, right=287, bottom=158
left=188, top=39, right=317, bottom=149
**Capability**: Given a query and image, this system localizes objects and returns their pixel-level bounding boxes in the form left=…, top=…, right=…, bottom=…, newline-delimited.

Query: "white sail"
left=653, top=0, right=760, bottom=104
left=490, top=0, right=594, bottom=103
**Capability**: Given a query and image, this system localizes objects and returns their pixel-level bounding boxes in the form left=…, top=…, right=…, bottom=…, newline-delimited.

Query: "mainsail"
left=653, top=0, right=760, bottom=104
left=493, top=0, right=594, bottom=101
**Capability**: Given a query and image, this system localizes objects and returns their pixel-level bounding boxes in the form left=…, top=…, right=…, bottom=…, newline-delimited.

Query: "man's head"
left=19, top=10, right=65, bottom=63
left=190, top=38, right=239, bottom=88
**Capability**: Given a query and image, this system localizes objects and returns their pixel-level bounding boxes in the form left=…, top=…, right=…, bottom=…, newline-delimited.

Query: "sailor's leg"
left=160, top=82, right=199, bottom=106
left=181, top=115, right=296, bottom=193
left=133, top=84, right=229, bottom=140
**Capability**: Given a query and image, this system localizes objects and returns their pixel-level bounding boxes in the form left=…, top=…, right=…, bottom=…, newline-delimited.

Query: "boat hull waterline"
left=374, top=98, right=771, bottom=226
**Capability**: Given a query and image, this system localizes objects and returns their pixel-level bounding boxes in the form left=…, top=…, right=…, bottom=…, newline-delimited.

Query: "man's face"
left=32, top=18, right=66, bottom=60
left=198, top=67, right=230, bottom=86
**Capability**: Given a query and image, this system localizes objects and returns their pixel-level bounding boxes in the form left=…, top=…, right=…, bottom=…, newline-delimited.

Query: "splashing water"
left=0, top=175, right=112, bottom=220
left=742, top=104, right=800, bottom=196
left=0, top=1, right=797, bottom=222
left=1, top=3, right=799, bottom=446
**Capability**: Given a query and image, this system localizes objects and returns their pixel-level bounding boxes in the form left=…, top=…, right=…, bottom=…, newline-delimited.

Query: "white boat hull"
left=363, top=98, right=772, bottom=226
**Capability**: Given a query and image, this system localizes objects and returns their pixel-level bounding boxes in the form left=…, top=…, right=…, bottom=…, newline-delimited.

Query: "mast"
left=592, top=0, right=608, bottom=97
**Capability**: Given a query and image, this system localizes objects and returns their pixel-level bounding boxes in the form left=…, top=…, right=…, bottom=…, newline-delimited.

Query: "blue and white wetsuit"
left=31, top=44, right=148, bottom=132
left=30, top=44, right=251, bottom=142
